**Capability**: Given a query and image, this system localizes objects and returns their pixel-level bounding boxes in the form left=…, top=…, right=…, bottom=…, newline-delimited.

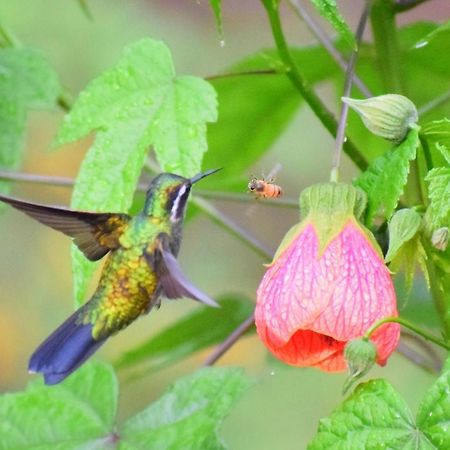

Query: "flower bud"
left=343, top=338, right=377, bottom=393
left=342, top=94, right=418, bottom=143
left=255, top=183, right=400, bottom=372
left=432, top=227, right=449, bottom=251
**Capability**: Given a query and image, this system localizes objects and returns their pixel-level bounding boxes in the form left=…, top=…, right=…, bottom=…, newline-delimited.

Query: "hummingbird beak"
left=190, top=168, right=222, bottom=184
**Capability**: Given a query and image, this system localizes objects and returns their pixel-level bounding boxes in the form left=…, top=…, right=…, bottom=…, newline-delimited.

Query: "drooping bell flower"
left=255, top=183, right=400, bottom=372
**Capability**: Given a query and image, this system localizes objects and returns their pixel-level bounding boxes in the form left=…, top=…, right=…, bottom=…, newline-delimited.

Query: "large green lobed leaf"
left=0, top=362, right=250, bottom=449
left=55, top=38, right=217, bottom=306
left=309, top=362, right=450, bottom=450
left=0, top=362, right=117, bottom=450
left=0, top=48, right=59, bottom=197
left=120, top=367, right=251, bottom=449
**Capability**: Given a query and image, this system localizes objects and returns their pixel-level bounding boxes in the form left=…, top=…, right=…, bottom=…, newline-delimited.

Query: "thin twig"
left=204, top=312, right=255, bottom=366
left=331, top=1, right=371, bottom=181
left=261, top=0, right=368, bottom=171
left=206, top=69, right=277, bottom=81
left=396, top=341, right=440, bottom=373
left=0, top=170, right=75, bottom=187
left=191, top=197, right=273, bottom=260
left=0, top=170, right=299, bottom=208
left=401, top=330, right=443, bottom=372
left=288, top=0, right=372, bottom=98
left=418, top=90, right=450, bottom=117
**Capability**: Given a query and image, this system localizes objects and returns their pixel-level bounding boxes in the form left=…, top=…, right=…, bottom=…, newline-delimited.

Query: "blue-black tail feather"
left=29, top=306, right=107, bottom=385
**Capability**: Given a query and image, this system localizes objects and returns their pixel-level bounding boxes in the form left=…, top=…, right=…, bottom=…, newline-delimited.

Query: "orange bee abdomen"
left=248, top=178, right=283, bottom=199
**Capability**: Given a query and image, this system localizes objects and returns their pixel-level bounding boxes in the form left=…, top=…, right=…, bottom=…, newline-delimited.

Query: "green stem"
left=0, top=169, right=299, bottom=208
left=191, top=196, right=273, bottom=260
left=419, top=133, right=434, bottom=172
left=370, top=1, right=404, bottom=94
left=0, top=21, right=20, bottom=48
left=261, top=0, right=368, bottom=171
left=364, top=316, right=450, bottom=351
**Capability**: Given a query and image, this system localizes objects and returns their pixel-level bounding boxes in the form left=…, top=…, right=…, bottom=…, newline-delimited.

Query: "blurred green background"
left=0, top=1, right=448, bottom=448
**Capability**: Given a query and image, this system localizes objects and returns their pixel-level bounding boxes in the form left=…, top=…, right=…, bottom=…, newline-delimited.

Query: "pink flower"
left=255, top=183, right=400, bottom=372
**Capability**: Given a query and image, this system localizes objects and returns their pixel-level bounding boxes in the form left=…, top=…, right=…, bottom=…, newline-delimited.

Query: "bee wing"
left=0, top=194, right=131, bottom=261
left=266, top=162, right=282, bottom=181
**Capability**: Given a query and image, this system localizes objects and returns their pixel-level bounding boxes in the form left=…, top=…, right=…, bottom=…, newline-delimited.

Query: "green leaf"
left=204, top=46, right=337, bottom=190
left=426, top=167, right=450, bottom=229
left=115, top=295, right=254, bottom=371
left=413, top=20, right=450, bottom=53
left=0, top=48, right=59, bottom=197
left=208, top=0, right=224, bottom=42
left=354, top=127, right=419, bottom=225
left=389, top=234, right=429, bottom=293
left=309, top=0, right=355, bottom=48
left=120, top=367, right=251, bottom=450
left=417, top=363, right=450, bottom=448
left=308, top=379, right=427, bottom=450
left=0, top=361, right=118, bottom=449
left=55, top=38, right=217, bottom=306
left=422, top=119, right=450, bottom=167
left=385, top=208, right=422, bottom=262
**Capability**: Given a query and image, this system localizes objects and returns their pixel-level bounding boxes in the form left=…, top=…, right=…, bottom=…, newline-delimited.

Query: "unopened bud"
left=343, top=338, right=377, bottom=394
left=432, top=227, right=449, bottom=251
left=342, top=94, right=418, bottom=143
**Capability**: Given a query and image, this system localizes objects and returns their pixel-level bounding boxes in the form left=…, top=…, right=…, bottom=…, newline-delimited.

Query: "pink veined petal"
left=255, top=218, right=400, bottom=370
left=255, top=223, right=335, bottom=344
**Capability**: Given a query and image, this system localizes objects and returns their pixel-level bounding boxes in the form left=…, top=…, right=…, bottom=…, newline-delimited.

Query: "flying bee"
left=248, top=177, right=283, bottom=199
left=247, top=163, right=283, bottom=199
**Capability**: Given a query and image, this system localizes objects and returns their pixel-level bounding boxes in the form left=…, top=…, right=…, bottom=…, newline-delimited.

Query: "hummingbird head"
left=144, top=168, right=220, bottom=221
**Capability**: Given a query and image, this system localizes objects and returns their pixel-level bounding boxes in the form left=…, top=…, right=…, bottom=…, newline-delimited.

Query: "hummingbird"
left=0, top=169, right=220, bottom=385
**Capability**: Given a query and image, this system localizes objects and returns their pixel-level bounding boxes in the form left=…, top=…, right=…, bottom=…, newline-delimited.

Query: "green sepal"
left=269, top=183, right=369, bottom=263
left=343, top=338, right=377, bottom=394
left=300, top=182, right=368, bottom=254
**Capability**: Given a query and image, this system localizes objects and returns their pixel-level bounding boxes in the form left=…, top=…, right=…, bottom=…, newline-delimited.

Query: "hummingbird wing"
left=0, top=194, right=130, bottom=261
left=144, top=238, right=219, bottom=308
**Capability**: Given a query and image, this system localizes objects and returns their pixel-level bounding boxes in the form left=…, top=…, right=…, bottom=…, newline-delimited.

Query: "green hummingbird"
left=0, top=169, right=220, bottom=385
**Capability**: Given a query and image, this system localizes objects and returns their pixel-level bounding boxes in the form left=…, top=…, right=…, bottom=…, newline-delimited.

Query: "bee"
left=247, top=163, right=283, bottom=199
left=248, top=176, right=283, bottom=199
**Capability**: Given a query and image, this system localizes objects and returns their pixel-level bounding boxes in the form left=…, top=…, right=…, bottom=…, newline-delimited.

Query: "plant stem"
left=418, top=133, right=433, bottom=172
left=0, top=169, right=299, bottom=207
left=0, top=21, right=20, bottom=48
left=261, top=0, right=368, bottom=171
left=206, top=69, right=277, bottom=81
left=418, top=90, right=450, bottom=117
left=364, top=316, right=450, bottom=350
left=288, top=0, right=372, bottom=98
left=204, top=312, right=255, bottom=366
left=191, top=196, right=273, bottom=260
left=370, top=1, right=404, bottom=94
left=331, top=1, right=371, bottom=182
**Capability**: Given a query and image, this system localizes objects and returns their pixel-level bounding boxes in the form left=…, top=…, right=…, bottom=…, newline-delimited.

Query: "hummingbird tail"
left=29, top=306, right=107, bottom=385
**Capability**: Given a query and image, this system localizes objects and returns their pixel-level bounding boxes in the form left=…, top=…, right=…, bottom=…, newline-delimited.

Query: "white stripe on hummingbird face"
left=170, top=184, right=189, bottom=222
